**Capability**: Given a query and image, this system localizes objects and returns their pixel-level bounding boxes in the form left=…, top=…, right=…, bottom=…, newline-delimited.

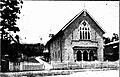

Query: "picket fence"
left=9, top=61, right=119, bottom=71
left=9, top=62, right=45, bottom=71
left=52, top=61, right=119, bottom=70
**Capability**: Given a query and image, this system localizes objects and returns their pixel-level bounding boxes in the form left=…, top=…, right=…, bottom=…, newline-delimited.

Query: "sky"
left=15, top=1, right=119, bottom=44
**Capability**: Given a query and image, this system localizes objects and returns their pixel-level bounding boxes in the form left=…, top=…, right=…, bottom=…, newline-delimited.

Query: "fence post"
left=20, top=62, right=22, bottom=71
left=9, top=62, right=13, bottom=71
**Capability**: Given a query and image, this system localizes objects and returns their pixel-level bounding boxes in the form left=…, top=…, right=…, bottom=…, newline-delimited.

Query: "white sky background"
left=16, top=1, right=119, bottom=44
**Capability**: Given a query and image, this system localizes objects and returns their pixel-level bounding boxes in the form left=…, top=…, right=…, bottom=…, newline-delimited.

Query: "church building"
left=46, top=9, right=105, bottom=63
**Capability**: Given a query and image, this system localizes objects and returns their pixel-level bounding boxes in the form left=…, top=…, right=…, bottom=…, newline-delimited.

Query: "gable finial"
left=83, top=3, right=87, bottom=11
left=83, top=3, right=86, bottom=16
left=84, top=3, right=85, bottom=9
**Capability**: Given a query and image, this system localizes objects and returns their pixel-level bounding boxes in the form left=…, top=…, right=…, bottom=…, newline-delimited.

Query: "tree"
left=0, top=0, right=23, bottom=71
left=1, top=0, right=23, bottom=41
left=111, top=33, right=119, bottom=42
left=21, top=43, right=45, bottom=57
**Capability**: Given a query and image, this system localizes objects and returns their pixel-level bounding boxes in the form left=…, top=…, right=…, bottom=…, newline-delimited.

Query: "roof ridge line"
left=86, top=10, right=106, bottom=33
left=61, top=9, right=85, bottom=31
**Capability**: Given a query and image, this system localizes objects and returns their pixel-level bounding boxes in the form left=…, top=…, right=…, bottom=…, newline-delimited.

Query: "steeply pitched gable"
left=62, top=9, right=105, bottom=34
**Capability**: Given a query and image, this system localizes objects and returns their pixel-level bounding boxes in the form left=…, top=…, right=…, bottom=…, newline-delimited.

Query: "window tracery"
left=79, top=20, right=91, bottom=40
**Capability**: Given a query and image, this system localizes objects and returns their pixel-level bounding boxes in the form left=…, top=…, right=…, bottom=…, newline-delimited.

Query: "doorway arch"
left=89, top=50, right=94, bottom=61
left=77, top=51, right=82, bottom=61
left=83, top=50, right=88, bottom=61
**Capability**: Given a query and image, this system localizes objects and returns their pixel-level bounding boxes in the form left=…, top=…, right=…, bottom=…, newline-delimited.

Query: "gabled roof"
left=61, top=9, right=105, bottom=33
left=46, top=9, right=105, bottom=46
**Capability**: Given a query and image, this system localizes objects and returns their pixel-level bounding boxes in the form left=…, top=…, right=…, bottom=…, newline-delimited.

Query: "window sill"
left=72, top=39, right=91, bottom=42
left=72, top=39, right=98, bottom=43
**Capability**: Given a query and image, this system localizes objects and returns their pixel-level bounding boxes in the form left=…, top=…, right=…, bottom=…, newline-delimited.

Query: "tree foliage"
left=21, top=43, right=44, bottom=57
left=1, top=0, right=23, bottom=40
left=1, top=0, right=23, bottom=71
left=111, top=33, right=119, bottom=42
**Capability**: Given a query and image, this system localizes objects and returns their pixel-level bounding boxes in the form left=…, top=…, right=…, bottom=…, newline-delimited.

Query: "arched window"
left=80, top=31, right=82, bottom=39
left=79, top=20, right=91, bottom=40
left=85, top=31, right=87, bottom=39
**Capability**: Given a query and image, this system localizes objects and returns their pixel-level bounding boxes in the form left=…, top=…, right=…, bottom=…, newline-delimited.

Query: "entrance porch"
left=73, top=47, right=97, bottom=62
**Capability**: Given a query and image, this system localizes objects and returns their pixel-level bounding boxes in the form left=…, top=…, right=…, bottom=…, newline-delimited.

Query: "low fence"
left=9, top=62, right=45, bottom=71
left=52, top=61, right=119, bottom=70
left=21, top=62, right=45, bottom=71
left=80, top=61, right=119, bottom=69
left=9, top=61, right=119, bottom=71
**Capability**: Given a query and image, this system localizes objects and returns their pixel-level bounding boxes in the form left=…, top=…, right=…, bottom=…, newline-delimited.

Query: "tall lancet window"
left=79, top=20, right=91, bottom=40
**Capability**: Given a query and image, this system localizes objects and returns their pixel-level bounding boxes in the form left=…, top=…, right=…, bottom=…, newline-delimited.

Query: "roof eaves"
left=86, top=10, right=106, bottom=34
left=105, top=40, right=119, bottom=46
left=61, top=9, right=85, bottom=31
left=46, top=30, right=63, bottom=46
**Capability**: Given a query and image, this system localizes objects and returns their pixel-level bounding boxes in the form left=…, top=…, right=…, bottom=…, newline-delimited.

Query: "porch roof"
left=73, top=46, right=97, bottom=50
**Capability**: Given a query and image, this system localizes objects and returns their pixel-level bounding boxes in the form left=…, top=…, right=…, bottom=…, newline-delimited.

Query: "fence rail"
left=52, top=61, right=119, bottom=70
left=9, top=61, right=119, bottom=71
left=9, top=62, right=45, bottom=71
